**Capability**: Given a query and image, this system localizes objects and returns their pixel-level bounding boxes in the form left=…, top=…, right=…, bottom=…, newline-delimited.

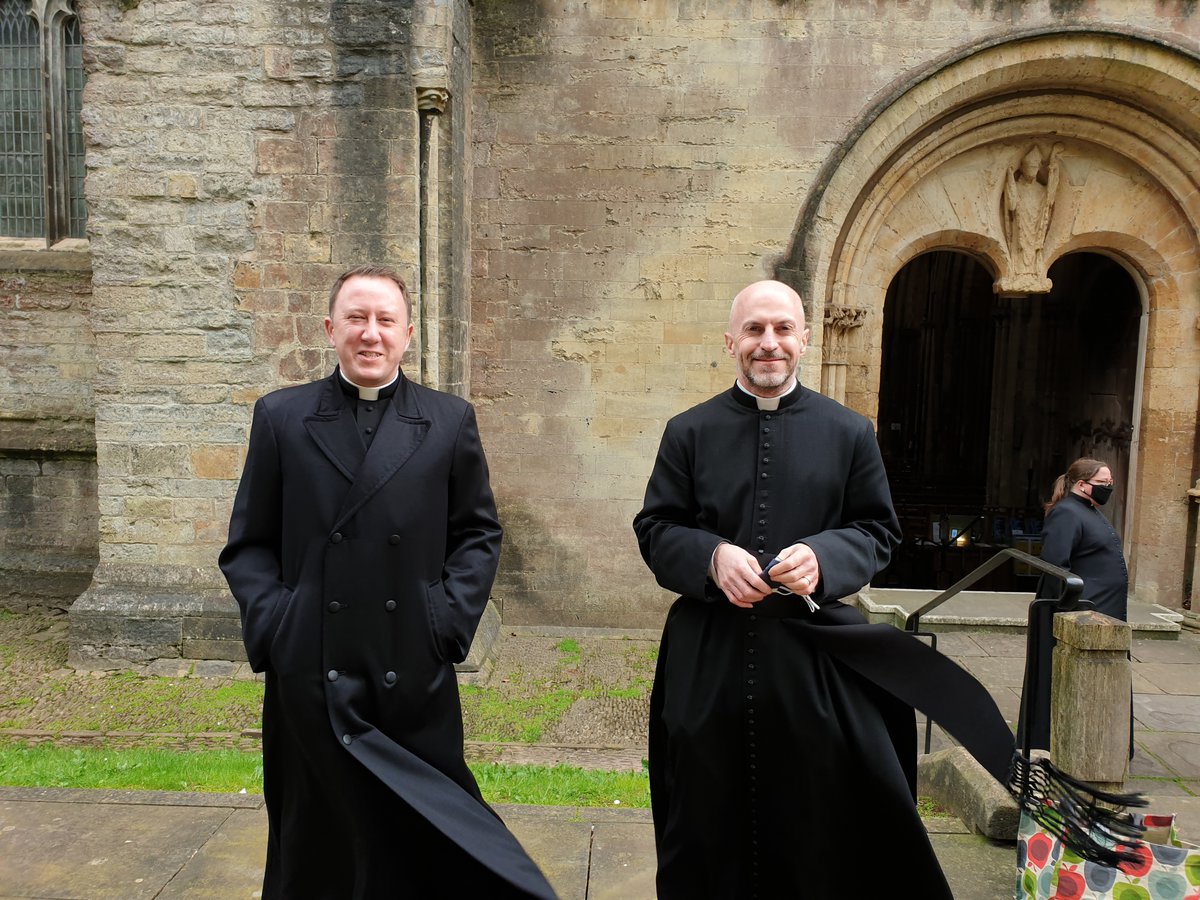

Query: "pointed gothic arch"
left=779, top=30, right=1200, bottom=607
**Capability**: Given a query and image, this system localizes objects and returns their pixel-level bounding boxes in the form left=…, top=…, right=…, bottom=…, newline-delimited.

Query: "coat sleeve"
left=218, top=398, right=290, bottom=672
left=798, top=418, right=902, bottom=602
left=632, top=422, right=726, bottom=601
left=1038, top=504, right=1082, bottom=570
left=438, top=403, right=503, bottom=663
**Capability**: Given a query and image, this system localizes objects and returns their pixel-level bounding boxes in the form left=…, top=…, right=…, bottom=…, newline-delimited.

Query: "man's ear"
left=324, top=317, right=336, bottom=346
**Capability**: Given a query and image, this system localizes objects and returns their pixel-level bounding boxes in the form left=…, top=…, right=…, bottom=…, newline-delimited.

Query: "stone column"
left=820, top=305, right=867, bottom=404
left=1051, top=610, right=1132, bottom=791
left=417, top=86, right=449, bottom=391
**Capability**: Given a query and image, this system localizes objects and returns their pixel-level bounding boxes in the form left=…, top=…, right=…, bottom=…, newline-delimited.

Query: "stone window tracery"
left=0, top=0, right=85, bottom=244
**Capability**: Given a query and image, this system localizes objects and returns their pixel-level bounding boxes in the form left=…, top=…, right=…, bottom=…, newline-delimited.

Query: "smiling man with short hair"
left=221, top=263, right=555, bottom=899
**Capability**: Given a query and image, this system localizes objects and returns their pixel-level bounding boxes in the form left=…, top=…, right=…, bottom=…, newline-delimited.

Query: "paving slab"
left=0, top=795, right=233, bottom=899
left=1132, top=662, right=1200, bottom=694
left=1134, top=693, right=1200, bottom=733
left=1135, top=732, right=1200, bottom=778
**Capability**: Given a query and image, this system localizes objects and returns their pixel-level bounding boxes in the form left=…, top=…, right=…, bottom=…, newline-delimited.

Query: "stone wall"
left=466, top=1, right=1200, bottom=627
left=32, top=0, right=1200, bottom=665
left=0, top=255, right=97, bottom=611
left=70, top=0, right=475, bottom=666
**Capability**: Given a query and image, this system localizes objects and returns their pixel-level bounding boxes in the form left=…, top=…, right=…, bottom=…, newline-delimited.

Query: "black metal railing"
left=901, top=547, right=1087, bottom=756
left=904, top=547, right=1083, bottom=633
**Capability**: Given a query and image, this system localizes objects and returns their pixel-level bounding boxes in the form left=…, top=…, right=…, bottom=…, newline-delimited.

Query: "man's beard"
left=745, top=356, right=794, bottom=390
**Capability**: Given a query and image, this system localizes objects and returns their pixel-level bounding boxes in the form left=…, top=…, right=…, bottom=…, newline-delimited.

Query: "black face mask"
left=1087, top=483, right=1114, bottom=506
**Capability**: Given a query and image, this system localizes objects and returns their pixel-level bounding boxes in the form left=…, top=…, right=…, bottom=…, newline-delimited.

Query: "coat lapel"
left=304, top=375, right=365, bottom=483
left=332, top=374, right=430, bottom=530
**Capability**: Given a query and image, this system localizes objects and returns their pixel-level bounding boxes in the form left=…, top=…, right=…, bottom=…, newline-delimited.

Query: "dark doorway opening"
left=874, top=250, right=1141, bottom=590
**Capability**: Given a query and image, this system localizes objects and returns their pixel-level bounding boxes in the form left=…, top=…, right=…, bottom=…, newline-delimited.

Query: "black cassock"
left=220, top=371, right=555, bottom=900
left=634, top=384, right=954, bottom=900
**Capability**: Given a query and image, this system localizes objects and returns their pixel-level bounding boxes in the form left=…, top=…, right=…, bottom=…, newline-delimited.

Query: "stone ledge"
left=917, top=745, right=1020, bottom=841
left=69, top=584, right=503, bottom=676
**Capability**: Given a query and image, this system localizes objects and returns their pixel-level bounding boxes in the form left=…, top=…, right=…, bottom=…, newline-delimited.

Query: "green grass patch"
left=0, top=744, right=650, bottom=807
left=460, top=685, right=578, bottom=742
left=556, top=638, right=581, bottom=667
left=0, top=744, right=265, bottom=793
left=471, top=764, right=649, bottom=808
left=40, top=675, right=264, bottom=734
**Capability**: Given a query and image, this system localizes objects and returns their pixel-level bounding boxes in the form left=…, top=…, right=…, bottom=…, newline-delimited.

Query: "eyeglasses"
left=1085, top=480, right=1114, bottom=487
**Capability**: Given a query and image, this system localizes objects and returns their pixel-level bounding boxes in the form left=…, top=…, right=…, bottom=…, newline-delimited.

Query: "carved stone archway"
left=781, top=30, right=1200, bottom=608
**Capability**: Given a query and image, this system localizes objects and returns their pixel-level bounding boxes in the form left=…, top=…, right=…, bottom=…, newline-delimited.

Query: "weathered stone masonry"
left=2, top=1, right=1198, bottom=669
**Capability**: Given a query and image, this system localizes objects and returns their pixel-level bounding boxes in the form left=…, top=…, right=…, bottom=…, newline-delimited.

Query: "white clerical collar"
left=737, top=378, right=797, bottom=411
left=339, top=371, right=399, bottom=401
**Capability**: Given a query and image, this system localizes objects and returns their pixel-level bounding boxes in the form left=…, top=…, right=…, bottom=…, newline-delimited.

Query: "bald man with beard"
left=633, top=280, right=953, bottom=899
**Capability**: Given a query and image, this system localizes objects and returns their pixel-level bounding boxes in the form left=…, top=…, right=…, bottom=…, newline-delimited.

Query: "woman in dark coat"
left=1019, top=457, right=1129, bottom=752
left=1038, top=458, right=1127, bottom=620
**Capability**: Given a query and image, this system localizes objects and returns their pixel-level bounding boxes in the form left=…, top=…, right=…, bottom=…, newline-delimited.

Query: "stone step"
left=854, top=588, right=1184, bottom=638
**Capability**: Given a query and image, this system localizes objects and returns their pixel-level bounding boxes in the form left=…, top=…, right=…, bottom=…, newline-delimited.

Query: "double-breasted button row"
left=327, top=599, right=399, bottom=613
left=327, top=668, right=398, bottom=686
left=331, top=533, right=404, bottom=546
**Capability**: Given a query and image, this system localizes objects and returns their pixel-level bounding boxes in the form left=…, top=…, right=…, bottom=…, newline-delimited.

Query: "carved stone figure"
left=998, top=143, right=1064, bottom=294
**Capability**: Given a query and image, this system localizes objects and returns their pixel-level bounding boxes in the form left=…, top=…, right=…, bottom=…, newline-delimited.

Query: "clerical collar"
left=734, top=379, right=799, bottom=411
left=338, top=370, right=399, bottom=401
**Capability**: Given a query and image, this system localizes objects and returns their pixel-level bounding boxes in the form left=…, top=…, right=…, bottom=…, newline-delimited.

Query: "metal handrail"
left=901, top=547, right=1086, bottom=758
left=904, top=547, right=1084, bottom=633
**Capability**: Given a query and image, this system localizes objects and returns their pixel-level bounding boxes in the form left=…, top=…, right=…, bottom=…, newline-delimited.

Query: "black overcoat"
left=633, top=384, right=954, bottom=899
left=1039, top=492, right=1128, bottom=619
left=1019, top=492, right=1131, bottom=752
left=220, top=370, right=556, bottom=900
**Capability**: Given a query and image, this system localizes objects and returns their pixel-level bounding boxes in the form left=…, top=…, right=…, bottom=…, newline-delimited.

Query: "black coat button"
left=388, top=534, right=401, bottom=545
left=342, top=734, right=353, bottom=745
left=385, top=599, right=397, bottom=612
left=330, top=532, right=343, bottom=544
left=327, top=669, right=339, bottom=682
left=384, top=671, right=397, bottom=685
left=327, top=601, right=341, bottom=612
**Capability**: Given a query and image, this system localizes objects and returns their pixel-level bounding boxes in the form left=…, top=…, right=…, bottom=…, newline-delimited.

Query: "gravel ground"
left=0, top=610, right=656, bottom=767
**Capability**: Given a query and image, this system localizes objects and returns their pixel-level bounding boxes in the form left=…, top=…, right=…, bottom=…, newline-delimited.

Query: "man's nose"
left=760, top=328, right=779, bottom=349
left=361, top=317, right=380, bottom=341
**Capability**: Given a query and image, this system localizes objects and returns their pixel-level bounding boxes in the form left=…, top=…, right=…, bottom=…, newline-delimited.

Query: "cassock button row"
left=762, top=427, right=770, bottom=434
left=330, top=532, right=343, bottom=544
left=758, top=519, right=765, bottom=526
left=384, top=671, right=397, bottom=685
left=388, top=534, right=401, bottom=545
left=385, top=599, right=397, bottom=612
left=327, top=669, right=339, bottom=682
